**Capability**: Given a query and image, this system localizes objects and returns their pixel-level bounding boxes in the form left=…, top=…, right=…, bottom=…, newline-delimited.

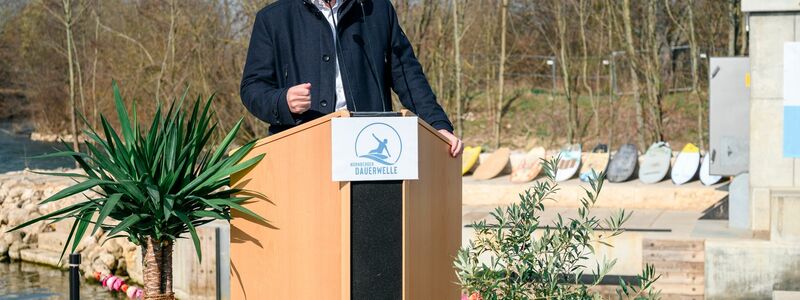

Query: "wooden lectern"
left=229, top=110, right=461, bottom=299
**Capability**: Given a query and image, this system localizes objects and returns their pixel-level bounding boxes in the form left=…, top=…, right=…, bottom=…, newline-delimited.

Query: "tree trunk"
left=622, top=0, right=646, bottom=149
left=576, top=0, right=597, bottom=138
left=738, top=5, right=748, bottom=55
left=62, top=0, right=79, bottom=162
left=142, top=237, right=175, bottom=299
left=452, top=0, right=463, bottom=138
left=555, top=1, right=576, bottom=144
left=92, top=11, right=99, bottom=130
left=495, top=0, right=507, bottom=149
left=727, top=0, right=738, bottom=56
left=644, top=0, right=664, bottom=143
left=687, top=0, right=703, bottom=149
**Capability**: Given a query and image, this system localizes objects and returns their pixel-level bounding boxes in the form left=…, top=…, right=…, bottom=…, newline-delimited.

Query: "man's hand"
left=287, top=83, right=312, bottom=114
left=438, top=129, right=463, bottom=158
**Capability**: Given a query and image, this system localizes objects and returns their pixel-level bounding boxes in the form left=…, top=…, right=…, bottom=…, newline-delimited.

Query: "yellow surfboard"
left=462, top=146, right=482, bottom=175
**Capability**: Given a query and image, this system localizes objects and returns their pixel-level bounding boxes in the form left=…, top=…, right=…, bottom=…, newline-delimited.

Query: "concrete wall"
left=743, top=2, right=800, bottom=233
left=706, top=239, right=800, bottom=299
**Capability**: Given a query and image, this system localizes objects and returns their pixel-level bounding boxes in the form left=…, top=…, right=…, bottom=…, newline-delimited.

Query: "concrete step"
left=774, top=291, right=800, bottom=300
left=19, top=248, right=66, bottom=269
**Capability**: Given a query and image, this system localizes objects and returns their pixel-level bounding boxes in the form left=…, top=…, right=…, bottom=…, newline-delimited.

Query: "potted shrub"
left=10, top=83, right=265, bottom=299
left=455, top=158, right=660, bottom=299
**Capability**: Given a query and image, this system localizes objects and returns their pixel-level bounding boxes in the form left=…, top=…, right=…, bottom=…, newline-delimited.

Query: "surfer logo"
left=355, top=122, right=403, bottom=165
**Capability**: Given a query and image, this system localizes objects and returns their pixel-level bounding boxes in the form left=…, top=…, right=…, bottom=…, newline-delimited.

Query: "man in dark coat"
left=240, top=0, right=463, bottom=157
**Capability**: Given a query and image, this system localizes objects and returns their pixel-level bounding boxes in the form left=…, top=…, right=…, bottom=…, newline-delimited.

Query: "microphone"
left=357, top=0, right=388, bottom=113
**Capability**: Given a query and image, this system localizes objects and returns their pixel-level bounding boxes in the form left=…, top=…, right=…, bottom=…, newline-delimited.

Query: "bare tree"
left=452, top=0, right=463, bottom=138
left=40, top=0, right=90, bottom=155
left=621, top=0, right=646, bottom=148
left=494, top=0, right=508, bottom=148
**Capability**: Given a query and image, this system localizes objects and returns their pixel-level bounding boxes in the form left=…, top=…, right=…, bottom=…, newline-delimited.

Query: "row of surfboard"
left=462, top=142, right=723, bottom=186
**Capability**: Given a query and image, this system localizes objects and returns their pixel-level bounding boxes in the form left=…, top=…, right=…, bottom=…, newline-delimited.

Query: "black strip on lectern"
left=350, top=181, right=402, bottom=300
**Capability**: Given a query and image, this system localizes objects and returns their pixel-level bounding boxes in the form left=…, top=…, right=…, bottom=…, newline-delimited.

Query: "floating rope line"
left=92, top=272, right=144, bottom=299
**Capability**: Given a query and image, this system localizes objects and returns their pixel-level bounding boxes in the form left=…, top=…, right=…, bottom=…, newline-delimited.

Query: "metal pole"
left=69, top=253, right=80, bottom=300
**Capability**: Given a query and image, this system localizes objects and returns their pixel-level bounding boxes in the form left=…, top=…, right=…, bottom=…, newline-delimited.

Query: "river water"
left=0, top=122, right=117, bottom=299
left=0, top=123, right=75, bottom=173
left=0, top=261, right=124, bottom=299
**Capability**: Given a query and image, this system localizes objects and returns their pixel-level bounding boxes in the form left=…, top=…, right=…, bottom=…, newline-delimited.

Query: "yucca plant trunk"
left=142, top=237, right=175, bottom=299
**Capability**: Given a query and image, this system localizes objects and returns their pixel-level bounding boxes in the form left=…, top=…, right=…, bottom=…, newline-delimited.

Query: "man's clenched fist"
left=286, top=83, right=312, bottom=114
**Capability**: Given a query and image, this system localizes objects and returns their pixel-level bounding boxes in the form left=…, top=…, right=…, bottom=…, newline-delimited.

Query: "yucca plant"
left=10, top=82, right=265, bottom=299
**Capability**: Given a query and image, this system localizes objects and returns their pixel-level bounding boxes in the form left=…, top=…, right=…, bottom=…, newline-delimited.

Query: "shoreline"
left=0, top=169, right=143, bottom=285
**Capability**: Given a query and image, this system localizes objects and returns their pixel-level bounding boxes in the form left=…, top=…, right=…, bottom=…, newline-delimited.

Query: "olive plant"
left=455, top=158, right=660, bottom=299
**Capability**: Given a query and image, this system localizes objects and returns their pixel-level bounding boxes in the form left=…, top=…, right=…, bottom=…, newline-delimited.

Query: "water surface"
left=0, top=123, right=75, bottom=173
left=0, top=261, right=124, bottom=300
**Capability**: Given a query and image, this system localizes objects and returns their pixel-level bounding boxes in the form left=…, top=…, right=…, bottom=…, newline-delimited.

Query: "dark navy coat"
left=240, top=0, right=454, bottom=134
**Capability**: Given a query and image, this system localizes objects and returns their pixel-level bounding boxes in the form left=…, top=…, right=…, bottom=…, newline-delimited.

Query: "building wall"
left=743, top=3, right=800, bottom=233
left=704, top=2, right=800, bottom=298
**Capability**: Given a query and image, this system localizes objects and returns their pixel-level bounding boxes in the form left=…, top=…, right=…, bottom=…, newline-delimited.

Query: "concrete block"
left=771, top=191, right=800, bottom=242
left=731, top=174, right=751, bottom=229
left=749, top=14, right=796, bottom=100
left=750, top=99, right=794, bottom=187
left=19, top=248, right=65, bottom=269
left=705, top=239, right=800, bottom=299
left=751, top=187, right=771, bottom=231
left=774, top=290, right=800, bottom=300
left=742, top=0, right=800, bottom=12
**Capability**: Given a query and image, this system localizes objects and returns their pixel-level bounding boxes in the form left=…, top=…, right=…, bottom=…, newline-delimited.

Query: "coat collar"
left=300, top=0, right=356, bottom=17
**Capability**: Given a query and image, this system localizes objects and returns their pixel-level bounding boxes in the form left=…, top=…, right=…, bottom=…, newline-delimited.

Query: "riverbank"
left=0, top=169, right=144, bottom=285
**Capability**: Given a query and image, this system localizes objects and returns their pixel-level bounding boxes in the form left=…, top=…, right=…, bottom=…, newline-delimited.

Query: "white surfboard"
left=699, top=153, right=723, bottom=185
left=638, top=142, right=672, bottom=184
left=555, top=144, right=581, bottom=182
left=671, top=143, right=701, bottom=185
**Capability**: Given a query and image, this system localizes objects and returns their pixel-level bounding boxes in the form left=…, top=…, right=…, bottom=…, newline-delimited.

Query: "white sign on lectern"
left=331, top=117, right=419, bottom=181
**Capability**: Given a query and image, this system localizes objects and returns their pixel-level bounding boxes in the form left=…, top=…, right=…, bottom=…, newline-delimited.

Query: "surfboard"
left=638, top=142, right=672, bottom=184
left=462, top=146, right=482, bottom=175
left=472, top=147, right=510, bottom=180
left=671, top=143, right=701, bottom=185
left=555, top=144, right=581, bottom=182
left=579, top=145, right=610, bottom=182
left=510, top=147, right=546, bottom=183
left=699, top=153, right=723, bottom=185
left=606, top=144, right=638, bottom=183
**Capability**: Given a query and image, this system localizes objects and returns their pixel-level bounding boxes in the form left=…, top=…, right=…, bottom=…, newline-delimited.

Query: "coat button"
left=322, top=54, right=331, bottom=62
left=321, top=100, right=328, bottom=107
